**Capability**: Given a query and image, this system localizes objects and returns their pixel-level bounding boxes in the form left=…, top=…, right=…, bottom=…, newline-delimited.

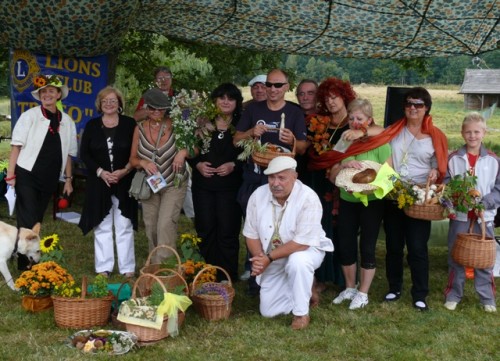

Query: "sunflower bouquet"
left=15, top=261, right=74, bottom=297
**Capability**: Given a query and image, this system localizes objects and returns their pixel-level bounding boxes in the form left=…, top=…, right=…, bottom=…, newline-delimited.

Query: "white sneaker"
left=349, top=292, right=369, bottom=310
left=239, top=270, right=251, bottom=281
left=332, top=288, right=357, bottom=304
left=444, top=301, right=457, bottom=311
left=484, top=305, right=497, bottom=313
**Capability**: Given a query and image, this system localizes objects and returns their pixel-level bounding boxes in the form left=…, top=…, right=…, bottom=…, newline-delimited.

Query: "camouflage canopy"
left=1, top=0, right=499, bottom=58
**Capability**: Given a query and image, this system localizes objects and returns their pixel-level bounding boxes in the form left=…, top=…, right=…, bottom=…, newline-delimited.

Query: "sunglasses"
left=265, top=82, right=287, bottom=88
left=404, top=102, right=425, bottom=109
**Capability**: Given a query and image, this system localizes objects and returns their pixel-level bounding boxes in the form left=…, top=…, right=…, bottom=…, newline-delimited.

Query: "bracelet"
left=4, top=175, right=16, bottom=181
left=360, top=126, right=368, bottom=137
left=266, top=252, right=274, bottom=263
left=64, top=176, right=73, bottom=180
left=96, top=168, right=103, bottom=177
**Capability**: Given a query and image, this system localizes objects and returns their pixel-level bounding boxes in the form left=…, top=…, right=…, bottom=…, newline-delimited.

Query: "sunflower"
left=40, top=234, right=59, bottom=253
left=33, top=75, right=47, bottom=88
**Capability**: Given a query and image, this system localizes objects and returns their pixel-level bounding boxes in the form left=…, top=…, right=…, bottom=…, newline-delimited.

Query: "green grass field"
left=0, top=86, right=499, bottom=360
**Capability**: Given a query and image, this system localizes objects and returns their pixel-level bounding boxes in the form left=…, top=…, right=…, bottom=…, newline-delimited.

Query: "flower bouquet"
left=306, top=114, right=334, bottom=155
left=176, top=233, right=216, bottom=286
left=440, top=172, right=484, bottom=220
left=15, top=260, right=74, bottom=312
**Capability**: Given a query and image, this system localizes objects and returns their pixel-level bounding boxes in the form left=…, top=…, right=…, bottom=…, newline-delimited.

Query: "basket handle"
left=80, top=276, right=88, bottom=299
left=468, top=213, right=487, bottom=240
left=132, top=273, right=167, bottom=299
left=152, top=268, right=189, bottom=296
left=190, top=265, right=232, bottom=295
left=144, top=245, right=182, bottom=270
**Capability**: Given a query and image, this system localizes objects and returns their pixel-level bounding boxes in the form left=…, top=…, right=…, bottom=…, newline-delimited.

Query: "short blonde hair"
left=95, top=86, right=125, bottom=113
left=462, top=112, right=486, bottom=131
left=347, top=98, right=373, bottom=118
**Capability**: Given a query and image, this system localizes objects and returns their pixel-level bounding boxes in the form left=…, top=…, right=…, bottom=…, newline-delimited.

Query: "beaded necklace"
left=41, top=106, right=61, bottom=134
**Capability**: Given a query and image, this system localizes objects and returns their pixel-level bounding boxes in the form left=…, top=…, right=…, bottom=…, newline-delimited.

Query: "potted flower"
left=15, top=261, right=74, bottom=312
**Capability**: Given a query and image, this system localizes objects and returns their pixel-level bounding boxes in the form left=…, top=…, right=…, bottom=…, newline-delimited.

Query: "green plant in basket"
left=179, top=232, right=204, bottom=262
left=90, top=274, right=109, bottom=298
left=53, top=280, right=82, bottom=298
left=440, top=171, right=484, bottom=219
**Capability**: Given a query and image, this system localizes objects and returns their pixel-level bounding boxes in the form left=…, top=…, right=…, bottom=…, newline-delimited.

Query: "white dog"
left=0, top=221, right=41, bottom=290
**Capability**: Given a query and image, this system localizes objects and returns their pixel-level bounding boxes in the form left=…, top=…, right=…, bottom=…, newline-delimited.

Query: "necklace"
left=328, top=116, right=348, bottom=144
left=102, top=116, right=118, bottom=128
left=400, top=127, right=419, bottom=177
left=148, top=121, right=165, bottom=145
left=41, top=106, right=61, bottom=134
left=217, top=129, right=227, bottom=139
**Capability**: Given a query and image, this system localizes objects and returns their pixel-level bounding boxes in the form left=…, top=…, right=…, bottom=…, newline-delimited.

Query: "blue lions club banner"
left=9, top=49, right=109, bottom=135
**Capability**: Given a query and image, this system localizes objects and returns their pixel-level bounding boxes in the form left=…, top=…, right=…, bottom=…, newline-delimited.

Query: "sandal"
left=413, top=300, right=429, bottom=311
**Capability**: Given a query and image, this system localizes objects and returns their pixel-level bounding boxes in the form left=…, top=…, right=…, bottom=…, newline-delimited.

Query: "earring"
left=118, top=106, right=123, bottom=114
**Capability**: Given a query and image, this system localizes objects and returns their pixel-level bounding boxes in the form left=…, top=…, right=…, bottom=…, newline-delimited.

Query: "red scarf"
left=307, top=115, right=448, bottom=182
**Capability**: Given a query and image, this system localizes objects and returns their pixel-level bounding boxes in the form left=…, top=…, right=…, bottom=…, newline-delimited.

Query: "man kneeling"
left=243, top=156, right=333, bottom=330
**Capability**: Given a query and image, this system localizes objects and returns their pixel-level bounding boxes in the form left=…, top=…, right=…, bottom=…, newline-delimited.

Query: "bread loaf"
left=352, top=168, right=377, bottom=184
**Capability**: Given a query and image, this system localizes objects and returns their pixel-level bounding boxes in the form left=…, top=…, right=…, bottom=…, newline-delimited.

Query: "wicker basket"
left=252, top=137, right=296, bottom=168
left=51, top=276, right=114, bottom=329
left=452, top=216, right=496, bottom=269
left=124, top=272, right=188, bottom=344
left=190, top=265, right=235, bottom=321
left=404, top=180, right=445, bottom=221
left=140, top=245, right=184, bottom=293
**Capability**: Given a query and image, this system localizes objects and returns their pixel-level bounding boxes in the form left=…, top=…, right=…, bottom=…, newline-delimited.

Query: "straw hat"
left=31, top=74, right=69, bottom=101
left=335, top=160, right=382, bottom=194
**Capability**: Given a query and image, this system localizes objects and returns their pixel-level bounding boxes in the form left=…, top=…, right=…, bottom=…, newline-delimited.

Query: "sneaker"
left=444, top=301, right=457, bottom=311
left=484, top=305, right=497, bottom=313
left=349, top=292, right=369, bottom=310
left=332, top=288, right=357, bottom=304
left=239, top=270, right=251, bottom=281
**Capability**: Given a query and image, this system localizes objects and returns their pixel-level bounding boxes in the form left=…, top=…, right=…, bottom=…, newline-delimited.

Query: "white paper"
left=147, top=173, right=167, bottom=193
left=4, top=185, right=16, bottom=216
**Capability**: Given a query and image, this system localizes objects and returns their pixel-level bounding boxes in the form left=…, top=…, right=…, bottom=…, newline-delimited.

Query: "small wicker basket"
left=452, top=216, right=496, bottom=269
left=124, top=271, right=188, bottom=345
left=404, top=180, right=445, bottom=221
left=140, top=245, right=184, bottom=293
left=51, top=276, right=114, bottom=329
left=190, top=265, right=235, bottom=321
left=252, top=137, right=296, bottom=168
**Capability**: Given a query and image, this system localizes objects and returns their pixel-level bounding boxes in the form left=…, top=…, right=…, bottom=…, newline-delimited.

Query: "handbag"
left=128, top=122, right=166, bottom=201
left=128, top=170, right=151, bottom=200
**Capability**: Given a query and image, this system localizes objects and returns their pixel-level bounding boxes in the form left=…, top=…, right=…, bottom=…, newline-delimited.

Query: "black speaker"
left=384, top=87, right=412, bottom=127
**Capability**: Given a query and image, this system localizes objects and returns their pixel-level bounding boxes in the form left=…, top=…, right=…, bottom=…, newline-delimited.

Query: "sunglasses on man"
left=265, top=82, right=288, bottom=88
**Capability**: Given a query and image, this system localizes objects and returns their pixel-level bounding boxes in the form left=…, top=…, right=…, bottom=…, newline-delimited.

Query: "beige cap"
left=263, top=156, right=297, bottom=175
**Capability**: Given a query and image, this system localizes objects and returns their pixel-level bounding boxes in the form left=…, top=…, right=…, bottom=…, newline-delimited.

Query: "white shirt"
left=11, top=106, right=77, bottom=175
left=243, top=180, right=333, bottom=252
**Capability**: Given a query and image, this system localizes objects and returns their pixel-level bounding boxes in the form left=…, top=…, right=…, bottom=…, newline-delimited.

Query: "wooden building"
left=459, top=69, right=500, bottom=110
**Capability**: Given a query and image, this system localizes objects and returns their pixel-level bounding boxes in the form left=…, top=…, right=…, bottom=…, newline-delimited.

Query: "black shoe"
left=246, top=276, right=260, bottom=297
left=413, top=300, right=429, bottom=311
left=384, top=291, right=401, bottom=302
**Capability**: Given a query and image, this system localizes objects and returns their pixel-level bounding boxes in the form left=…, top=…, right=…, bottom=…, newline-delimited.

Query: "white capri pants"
left=258, top=246, right=325, bottom=317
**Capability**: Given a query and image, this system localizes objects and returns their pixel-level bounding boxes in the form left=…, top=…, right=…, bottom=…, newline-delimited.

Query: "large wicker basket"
left=140, top=245, right=184, bottom=292
left=452, top=217, right=496, bottom=269
left=190, top=265, right=235, bottom=321
left=51, top=276, right=114, bottom=329
left=124, top=272, right=187, bottom=344
left=252, top=137, right=296, bottom=168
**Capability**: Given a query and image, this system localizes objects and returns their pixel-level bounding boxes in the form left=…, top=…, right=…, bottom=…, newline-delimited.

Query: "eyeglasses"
left=156, top=75, right=172, bottom=81
left=147, top=105, right=166, bottom=112
left=265, top=82, right=287, bottom=88
left=404, top=102, right=425, bottom=109
left=101, top=99, right=118, bottom=105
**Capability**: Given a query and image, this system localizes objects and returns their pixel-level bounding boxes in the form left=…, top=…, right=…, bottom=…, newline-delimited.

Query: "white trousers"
left=94, top=195, right=135, bottom=274
left=258, top=247, right=325, bottom=317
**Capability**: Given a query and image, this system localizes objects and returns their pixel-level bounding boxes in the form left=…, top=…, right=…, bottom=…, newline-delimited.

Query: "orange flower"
left=33, top=76, right=47, bottom=88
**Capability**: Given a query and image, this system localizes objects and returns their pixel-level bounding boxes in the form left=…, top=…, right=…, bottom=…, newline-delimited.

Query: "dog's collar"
left=12, top=228, right=20, bottom=257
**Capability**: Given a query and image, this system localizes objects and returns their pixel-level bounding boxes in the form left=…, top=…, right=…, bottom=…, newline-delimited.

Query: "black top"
left=78, top=115, right=138, bottom=235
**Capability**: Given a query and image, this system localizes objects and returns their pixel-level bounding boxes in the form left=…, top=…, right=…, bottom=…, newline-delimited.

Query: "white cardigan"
left=11, top=106, right=77, bottom=175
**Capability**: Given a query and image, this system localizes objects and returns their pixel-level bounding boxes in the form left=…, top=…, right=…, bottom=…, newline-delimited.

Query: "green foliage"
left=442, top=173, right=484, bottom=217
left=148, top=282, right=165, bottom=306
left=89, top=274, right=109, bottom=298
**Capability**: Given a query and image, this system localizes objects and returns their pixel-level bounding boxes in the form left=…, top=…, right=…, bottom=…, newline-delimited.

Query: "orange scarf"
left=307, top=115, right=448, bottom=182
